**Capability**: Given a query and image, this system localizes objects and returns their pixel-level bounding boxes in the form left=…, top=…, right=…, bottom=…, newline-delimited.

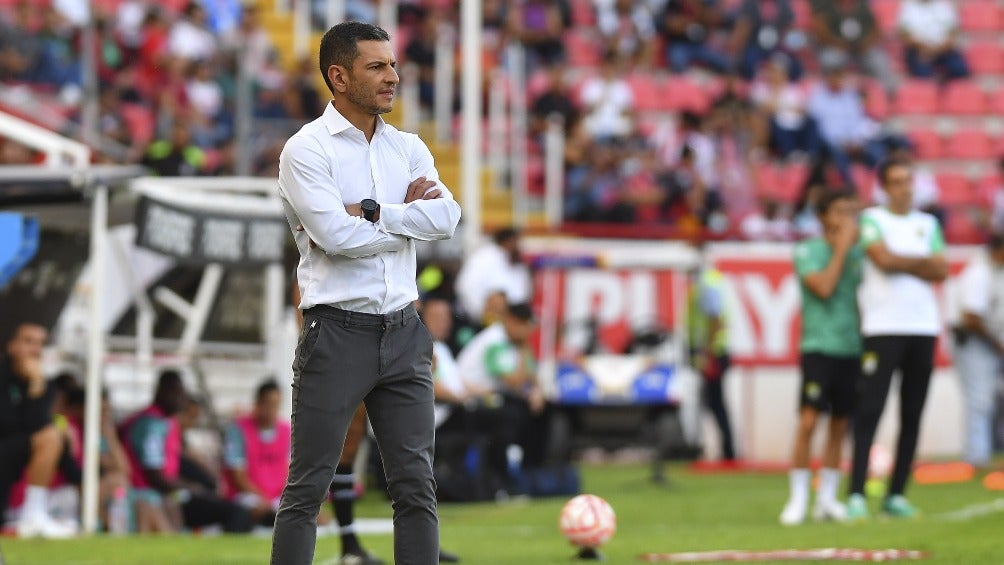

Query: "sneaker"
left=882, top=495, right=919, bottom=519
left=576, top=547, right=604, bottom=560
left=17, top=513, right=78, bottom=539
left=339, top=551, right=385, bottom=565
left=845, top=494, right=870, bottom=522
left=813, top=499, right=848, bottom=522
left=779, top=498, right=808, bottom=526
left=439, top=548, right=461, bottom=563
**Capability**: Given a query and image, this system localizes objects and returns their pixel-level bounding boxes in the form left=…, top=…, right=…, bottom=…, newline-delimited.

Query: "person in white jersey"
left=951, top=234, right=1004, bottom=469
left=847, top=156, right=948, bottom=520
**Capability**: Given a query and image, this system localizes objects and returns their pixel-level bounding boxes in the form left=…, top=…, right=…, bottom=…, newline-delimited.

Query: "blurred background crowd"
left=1, top=0, right=1003, bottom=242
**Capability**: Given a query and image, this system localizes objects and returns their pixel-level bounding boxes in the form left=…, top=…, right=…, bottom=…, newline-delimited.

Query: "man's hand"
left=833, top=219, right=858, bottom=254
left=344, top=203, right=363, bottom=218
left=528, top=387, right=546, bottom=415
left=14, top=357, right=46, bottom=398
left=294, top=224, right=317, bottom=249
left=405, top=177, right=441, bottom=203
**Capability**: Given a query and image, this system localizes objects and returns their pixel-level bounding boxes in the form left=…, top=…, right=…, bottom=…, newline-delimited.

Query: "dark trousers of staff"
left=270, top=304, right=439, bottom=565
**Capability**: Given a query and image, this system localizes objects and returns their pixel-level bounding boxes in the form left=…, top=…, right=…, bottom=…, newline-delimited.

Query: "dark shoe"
left=339, top=551, right=385, bottom=565
left=576, top=547, right=604, bottom=560
left=439, top=548, right=461, bottom=562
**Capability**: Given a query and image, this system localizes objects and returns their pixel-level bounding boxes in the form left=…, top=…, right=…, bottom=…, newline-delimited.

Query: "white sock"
left=818, top=467, right=841, bottom=505
left=23, top=486, right=49, bottom=519
left=788, top=468, right=811, bottom=504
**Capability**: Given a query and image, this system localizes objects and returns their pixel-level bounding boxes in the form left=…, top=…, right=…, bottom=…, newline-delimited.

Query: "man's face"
left=503, top=316, right=536, bottom=346
left=6, top=324, right=46, bottom=364
left=825, top=70, right=844, bottom=90
left=502, top=238, right=521, bottom=262
left=881, top=165, right=914, bottom=210
left=422, top=300, right=453, bottom=342
left=171, top=124, right=190, bottom=147
left=820, top=197, right=857, bottom=232
left=157, top=382, right=187, bottom=416
left=255, top=390, right=281, bottom=427
left=342, top=40, right=399, bottom=116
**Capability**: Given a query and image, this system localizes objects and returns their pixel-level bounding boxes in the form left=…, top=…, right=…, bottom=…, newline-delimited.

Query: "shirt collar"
left=323, top=101, right=387, bottom=138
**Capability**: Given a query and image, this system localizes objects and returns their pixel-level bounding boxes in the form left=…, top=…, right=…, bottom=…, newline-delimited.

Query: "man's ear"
left=328, top=64, right=349, bottom=94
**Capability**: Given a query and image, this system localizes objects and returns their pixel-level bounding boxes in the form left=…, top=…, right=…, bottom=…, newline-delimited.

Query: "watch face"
left=362, top=199, right=377, bottom=212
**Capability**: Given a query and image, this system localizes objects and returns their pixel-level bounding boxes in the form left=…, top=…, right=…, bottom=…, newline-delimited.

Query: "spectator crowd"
left=2, top=0, right=1004, bottom=242
left=0, top=0, right=999, bottom=243
left=511, top=0, right=1001, bottom=242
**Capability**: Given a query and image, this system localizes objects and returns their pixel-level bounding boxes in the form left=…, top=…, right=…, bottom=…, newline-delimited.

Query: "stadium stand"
left=1, top=0, right=1003, bottom=243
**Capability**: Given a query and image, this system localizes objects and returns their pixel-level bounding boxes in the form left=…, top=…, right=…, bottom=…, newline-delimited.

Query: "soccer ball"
left=559, top=494, right=616, bottom=549
left=869, top=444, right=893, bottom=477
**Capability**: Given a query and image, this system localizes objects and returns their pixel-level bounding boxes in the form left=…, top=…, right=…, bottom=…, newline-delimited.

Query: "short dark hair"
left=989, top=233, right=1004, bottom=251
left=876, top=156, right=912, bottom=186
left=256, top=378, right=280, bottom=402
left=5, top=321, right=46, bottom=346
left=494, top=227, right=519, bottom=246
left=506, top=302, right=535, bottom=323
left=680, top=111, right=702, bottom=130
left=52, top=371, right=80, bottom=395
left=318, top=21, right=391, bottom=94
left=815, top=188, right=855, bottom=216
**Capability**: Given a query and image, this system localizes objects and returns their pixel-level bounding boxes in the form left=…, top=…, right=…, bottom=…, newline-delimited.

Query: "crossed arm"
left=865, top=242, right=948, bottom=282
left=279, top=135, right=461, bottom=258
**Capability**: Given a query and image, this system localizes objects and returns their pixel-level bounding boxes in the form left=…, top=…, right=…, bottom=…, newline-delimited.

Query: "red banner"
left=535, top=243, right=975, bottom=368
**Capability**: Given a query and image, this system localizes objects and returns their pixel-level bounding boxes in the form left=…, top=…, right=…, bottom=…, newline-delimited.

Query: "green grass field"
left=3, top=464, right=1003, bottom=564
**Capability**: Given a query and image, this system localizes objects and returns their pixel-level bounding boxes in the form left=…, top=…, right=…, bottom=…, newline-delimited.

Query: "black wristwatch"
left=361, top=199, right=379, bottom=223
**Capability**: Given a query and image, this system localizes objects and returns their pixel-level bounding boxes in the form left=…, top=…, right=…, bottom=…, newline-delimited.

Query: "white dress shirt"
left=455, top=243, right=532, bottom=320
left=955, top=251, right=1004, bottom=343
left=279, top=102, right=462, bottom=314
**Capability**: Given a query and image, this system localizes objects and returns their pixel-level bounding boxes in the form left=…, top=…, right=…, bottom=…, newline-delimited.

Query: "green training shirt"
left=794, top=237, right=863, bottom=357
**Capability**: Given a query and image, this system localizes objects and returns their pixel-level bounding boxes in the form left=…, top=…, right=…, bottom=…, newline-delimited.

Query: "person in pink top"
left=223, top=379, right=289, bottom=526
left=121, top=370, right=251, bottom=533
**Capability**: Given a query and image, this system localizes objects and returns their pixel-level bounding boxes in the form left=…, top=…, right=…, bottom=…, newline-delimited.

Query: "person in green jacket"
left=780, top=189, right=862, bottom=525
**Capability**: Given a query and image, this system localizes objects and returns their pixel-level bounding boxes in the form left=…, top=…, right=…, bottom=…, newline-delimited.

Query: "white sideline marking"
left=934, top=498, right=1004, bottom=521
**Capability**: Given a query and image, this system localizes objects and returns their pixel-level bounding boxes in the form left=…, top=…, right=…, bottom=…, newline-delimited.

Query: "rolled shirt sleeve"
left=379, top=133, right=462, bottom=241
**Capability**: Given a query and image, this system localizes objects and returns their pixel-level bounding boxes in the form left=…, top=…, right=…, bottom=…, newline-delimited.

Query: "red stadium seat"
left=960, top=1, right=1002, bottom=32
left=945, top=209, right=984, bottom=244
left=791, top=0, right=812, bottom=29
left=626, top=74, right=662, bottom=111
left=935, top=173, right=975, bottom=206
left=993, top=88, right=1004, bottom=115
left=940, top=81, right=988, bottom=116
left=872, top=0, right=900, bottom=33
left=752, top=163, right=806, bottom=202
left=863, top=81, right=890, bottom=120
left=907, top=127, right=943, bottom=160
left=570, top=0, right=597, bottom=26
left=945, top=129, right=996, bottom=160
left=663, top=77, right=710, bottom=113
left=120, top=104, right=155, bottom=145
left=894, top=81, right=939, bottom=115
left=965, top=41, right=1004, bottom=75
left=753, top=164, right=780, bottom=197
left=775, top=162, right=810, bottom=202
left=564, top=31, right=602, bottom=67
left=851, top=165, right=876, bottom=200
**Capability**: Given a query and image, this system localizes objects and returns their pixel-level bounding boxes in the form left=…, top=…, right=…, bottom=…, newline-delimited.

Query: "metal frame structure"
left=0, top=167, right=288, bottom=534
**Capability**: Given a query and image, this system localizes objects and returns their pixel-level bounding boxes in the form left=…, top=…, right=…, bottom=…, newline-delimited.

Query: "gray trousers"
left=270, top=304, right=439, bottom=565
